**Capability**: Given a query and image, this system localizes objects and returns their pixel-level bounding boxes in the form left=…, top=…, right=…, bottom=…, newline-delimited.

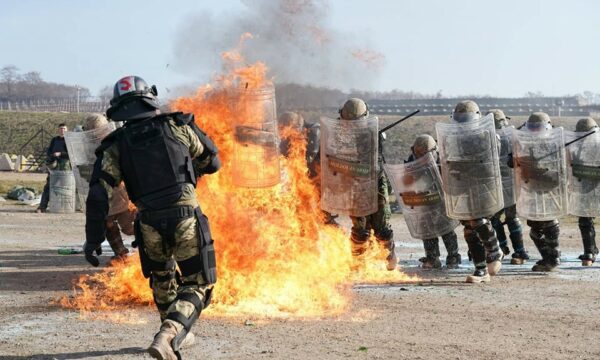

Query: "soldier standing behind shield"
left=487, top=109, right=530, bottom=264
left=340, top=99, right=398, bottom=271
left=571, top=118, right=600, bottom=266
left=404, top=135, right=461, bottom=269
left=436, top=100, right=504, bottom=283
left=509, top=112, right=563, bottom=272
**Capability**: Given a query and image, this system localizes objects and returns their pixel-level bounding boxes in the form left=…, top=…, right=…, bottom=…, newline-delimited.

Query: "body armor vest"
left=117, top=114, right=196, bottom=209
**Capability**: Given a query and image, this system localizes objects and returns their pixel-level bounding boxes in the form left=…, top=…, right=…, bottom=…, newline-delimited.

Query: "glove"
left=83, top=241, right=102, bottom=267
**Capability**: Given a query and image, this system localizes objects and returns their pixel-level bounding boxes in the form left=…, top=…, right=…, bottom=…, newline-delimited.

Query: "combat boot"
left=419, top=256, right=442, bottom=269
left=531, top=258, right=560, bottom=272
left=510, top=250, right=530, bottom=265
left=445, top=253, right=461, bottom=269
left=380, top=240, right=398, bottom=271
left=420, top=238, right=441, bottom=269
left=578, top=253, right=596, bottom=267
left=466, top=267, right=490, bottom=283
left=148, top=321, right=195, bottom=360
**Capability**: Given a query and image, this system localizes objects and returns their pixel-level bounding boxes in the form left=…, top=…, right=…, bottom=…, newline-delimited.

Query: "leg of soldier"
left=490, top=210, right=509, bottom=255
left=472, top=218, right=503, bottom=276
left=462, top=221, right=489, bottom=283
left=36, top=175, right=50, bottom=212
left=105, top=215, right=129, bottom=258
left=578, top=217, right=598, bottom=266
left=419, top=238, right=441, bottom=269
left=350, top=216, right=370, bottom=257
left=372, top=175, right=398, bottom=271
left=505, top=205, right=528, bottom=264
left=441, top=230, right=461, bottom=269
left=529, top=220, right=561, bottom=272
left=139, top=221, right=178, bottom=322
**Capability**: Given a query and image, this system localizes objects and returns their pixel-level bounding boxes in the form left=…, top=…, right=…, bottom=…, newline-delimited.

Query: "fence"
left=0, top=96, right=110, bottom=113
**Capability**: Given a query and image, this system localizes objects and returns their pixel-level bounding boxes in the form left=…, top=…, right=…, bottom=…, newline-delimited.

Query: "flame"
left=60, top=35, right=416, bottom=319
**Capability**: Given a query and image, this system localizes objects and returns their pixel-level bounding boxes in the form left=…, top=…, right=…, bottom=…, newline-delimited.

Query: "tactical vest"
left=117, top=113, right=196, bottom=209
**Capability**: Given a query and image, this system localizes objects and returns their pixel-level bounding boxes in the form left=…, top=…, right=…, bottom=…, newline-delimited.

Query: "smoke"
left=171, top=0, right=384, bottom=91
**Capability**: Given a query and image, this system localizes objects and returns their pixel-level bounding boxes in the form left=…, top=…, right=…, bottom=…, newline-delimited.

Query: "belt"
left=140, top=205, right=195, bottom=223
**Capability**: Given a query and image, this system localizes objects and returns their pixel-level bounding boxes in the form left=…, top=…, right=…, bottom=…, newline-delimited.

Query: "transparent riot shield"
left=513, top=127, right=568, bottom=221
left=384, top=152, right=459, bottom=239
left=320, top=115, right=378, bottom=217
left=565, top=130, right=600, bottom=217
left=497, top=126, right=516, bottom=207
left=64, top=123, right=116, bottom=211
left=229, top=85, right=281, bottom=188
left=435, top=113, right=504, bottom=220
left=48, top=170, right=76, bottom=213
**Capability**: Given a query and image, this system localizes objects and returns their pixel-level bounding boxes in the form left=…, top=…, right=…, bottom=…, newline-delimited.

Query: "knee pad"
left=506, top=217, right=522, bottom=234
left=579, top=217, right=594, bottom=230
left=351, top=228, right=370, bottom=244
left=375, top=227, right=393, bottom=242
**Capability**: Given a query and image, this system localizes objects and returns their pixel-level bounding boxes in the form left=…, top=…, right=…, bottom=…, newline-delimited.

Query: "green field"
left=0, top=111, right=584, bottom=167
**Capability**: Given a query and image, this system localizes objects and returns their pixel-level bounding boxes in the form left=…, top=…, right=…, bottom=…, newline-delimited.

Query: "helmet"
left=278, top=111, right=304, bottom=131
left=452, top=100, right=480, bottom=123
left=486, top=109, right=509, bottom=129
left=525, top=112, right=552, bottom=132
left=575, top=117, right=599, bottom=132
left=83, top=113, right=109, bottom=130
left=106, top=76, right=160, bottom=122
left=339, top=98, right=368, bottom=120
left=412, top=134, right=437, bottom=159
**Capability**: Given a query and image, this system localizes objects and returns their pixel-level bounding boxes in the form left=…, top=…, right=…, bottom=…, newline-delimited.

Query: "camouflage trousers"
left=350, top=175, right=394, bottom=256
left=140, top=210, right=212, bottom=327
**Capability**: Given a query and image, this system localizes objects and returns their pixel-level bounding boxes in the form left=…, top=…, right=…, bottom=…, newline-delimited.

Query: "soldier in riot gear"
left=436, top=100, right=504, bottom=283
left=510, top=112, right=563, bottom=272
left=338, top=98, right=397, bottom=271
left=404, top=134, right=461, bottom=269
left=487, top=109, right=530, bottom=264
left=83, top=76, right=221, bottom=360
left=572, top=117, right=599, bottom=266
left=82, top=114, right=133, bottom=259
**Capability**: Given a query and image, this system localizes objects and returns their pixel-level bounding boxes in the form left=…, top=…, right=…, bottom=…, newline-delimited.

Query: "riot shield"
left=64, top=123, right=116, bottom=211
left=565, top=130, right=600, bottom=217
left=384, top=152, right=459, bottom=239
left=512, top=127, right=568, bottom=221
left=497, top=126, right=516, bottom=207
left=320, top=115, right=378, bottom=217
left=435, top=113, right=504, bottom=220
left=229, top=85, right=281, bottom=188
left=48, top=170, right=76, bottom=213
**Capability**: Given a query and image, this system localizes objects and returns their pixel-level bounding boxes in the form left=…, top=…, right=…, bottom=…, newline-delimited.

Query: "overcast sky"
left=1, top=0, right=598, bottom=98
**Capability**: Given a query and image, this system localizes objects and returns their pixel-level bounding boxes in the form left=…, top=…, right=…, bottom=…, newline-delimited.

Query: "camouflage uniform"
left=95, top=119, right=213, bottom=321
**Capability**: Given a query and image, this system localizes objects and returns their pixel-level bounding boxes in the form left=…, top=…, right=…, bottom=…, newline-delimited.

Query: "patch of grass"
left=0, top=179, right=45, bottom=196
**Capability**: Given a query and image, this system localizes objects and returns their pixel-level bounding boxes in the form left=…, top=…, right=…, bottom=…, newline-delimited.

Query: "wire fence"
left=0, top=96, right=110, bottom=113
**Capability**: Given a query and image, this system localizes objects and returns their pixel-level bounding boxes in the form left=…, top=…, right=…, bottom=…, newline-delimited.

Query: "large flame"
left=61, top=36, right=416, bottom=319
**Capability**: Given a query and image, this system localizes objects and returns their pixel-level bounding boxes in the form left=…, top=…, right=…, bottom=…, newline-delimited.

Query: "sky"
left=1, top=0, right=599, bottom=98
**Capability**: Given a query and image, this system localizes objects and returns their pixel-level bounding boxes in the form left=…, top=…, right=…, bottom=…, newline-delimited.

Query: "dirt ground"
left=1, top=174, right=600, bottom=359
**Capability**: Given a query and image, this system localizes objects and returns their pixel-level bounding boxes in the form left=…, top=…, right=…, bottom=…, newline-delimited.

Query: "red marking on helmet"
left=119, top=78, right=132, bottom=92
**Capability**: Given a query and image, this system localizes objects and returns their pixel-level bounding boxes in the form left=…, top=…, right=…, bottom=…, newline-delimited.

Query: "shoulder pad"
left=96, top=127, right=123, bottom=154
left=172, top=112, right=195, bottom=126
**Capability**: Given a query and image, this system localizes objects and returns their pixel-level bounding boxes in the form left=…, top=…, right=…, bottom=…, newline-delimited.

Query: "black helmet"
left=106, top=76, right=160, bottom=121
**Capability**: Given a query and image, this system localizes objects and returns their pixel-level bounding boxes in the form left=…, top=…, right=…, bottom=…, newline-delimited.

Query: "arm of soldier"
left=84, top=145, right=121, bottom=266
left=185, top=121, right=222, bottom=175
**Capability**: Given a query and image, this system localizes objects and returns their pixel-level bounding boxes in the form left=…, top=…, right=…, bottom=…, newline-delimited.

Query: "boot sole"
left=582, top=260, right=594, bottom=266
left=148, top=347, right=175, bottom=360
left=487, top=260, right=502, bottom=276
left=465, top=274, right=491, bottom=283
left=510, top=258, right=526, bottom=265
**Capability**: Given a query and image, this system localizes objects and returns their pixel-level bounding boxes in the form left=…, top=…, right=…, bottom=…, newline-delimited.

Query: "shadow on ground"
left=0, top=347, right=146, bottom=359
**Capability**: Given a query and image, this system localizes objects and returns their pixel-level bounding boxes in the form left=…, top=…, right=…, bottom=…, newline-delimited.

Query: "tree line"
left=0, top=65, right=91, bottom=102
